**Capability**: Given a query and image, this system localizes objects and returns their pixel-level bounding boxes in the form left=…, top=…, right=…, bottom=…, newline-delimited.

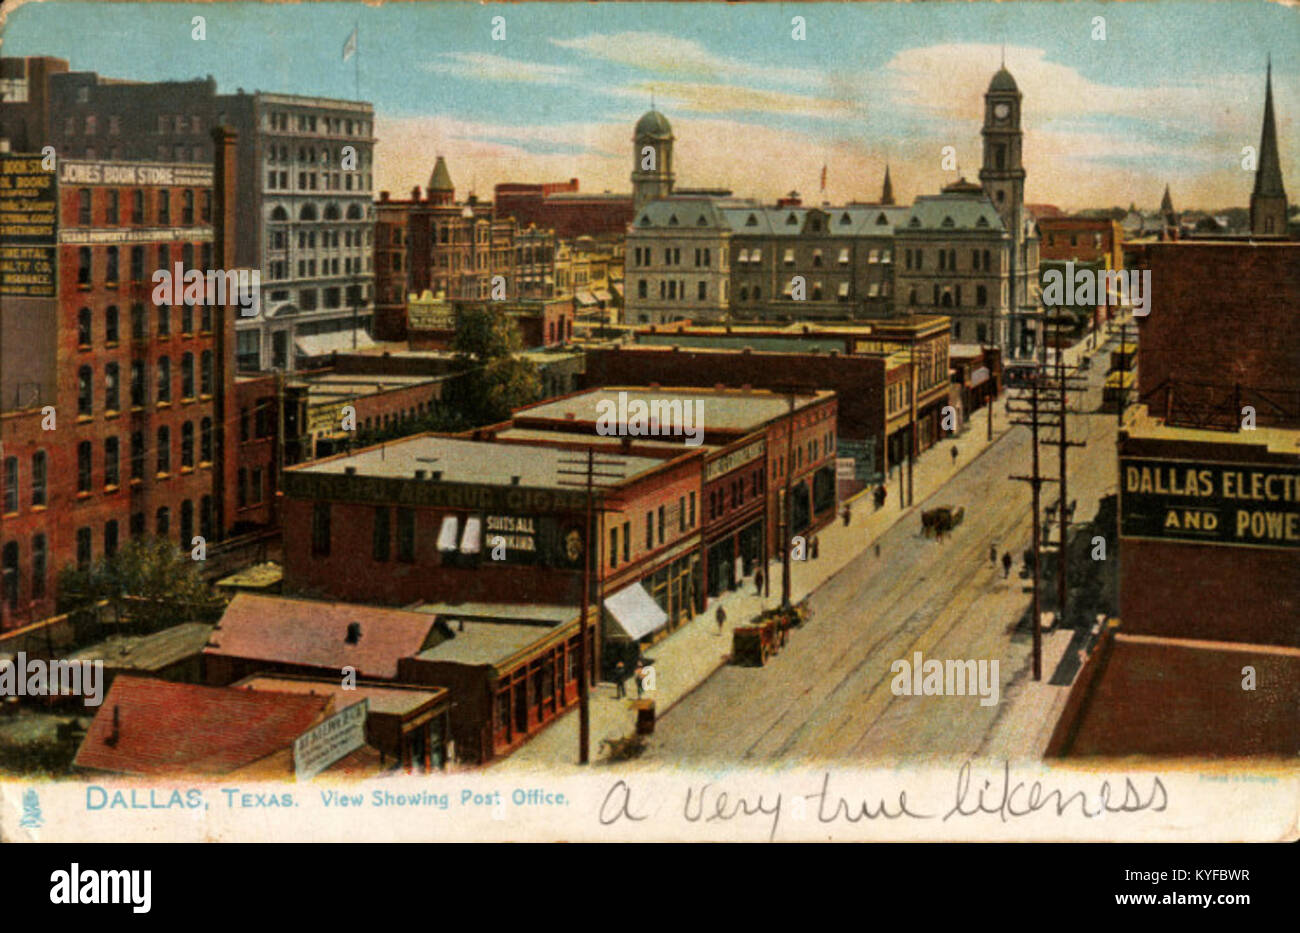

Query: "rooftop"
left=234, top=675, right=447, bottom=717
left=1124, top=406, right=1300, bottom=456
left=292, top=434, right=667, bottom=487
left=411, top=615, right=563, bottom=668
left=66, top=622, right=214, bottom=671
left=205, top=594, right=439, bottom=680
left=517, top=386, right=834, bottom=432
left=73, top=676, right=330, bottom=777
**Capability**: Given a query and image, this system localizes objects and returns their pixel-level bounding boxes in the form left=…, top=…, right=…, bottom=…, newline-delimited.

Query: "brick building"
left=1, top=139, right=243, bottom=630
left=1048, top=239, right=1300, bottom=758
left=493, top=178, right=633, bottom=240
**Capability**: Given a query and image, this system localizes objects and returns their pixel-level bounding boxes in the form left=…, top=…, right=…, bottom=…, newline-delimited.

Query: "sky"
left=3, top=0, right=1297, bottom=211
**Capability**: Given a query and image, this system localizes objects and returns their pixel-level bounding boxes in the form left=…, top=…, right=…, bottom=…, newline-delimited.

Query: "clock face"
left=994, top=103, right=1011, bottom=120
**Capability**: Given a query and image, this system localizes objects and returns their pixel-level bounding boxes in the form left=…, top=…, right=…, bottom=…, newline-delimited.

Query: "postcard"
left=0, top=0, right=1296, bottom=846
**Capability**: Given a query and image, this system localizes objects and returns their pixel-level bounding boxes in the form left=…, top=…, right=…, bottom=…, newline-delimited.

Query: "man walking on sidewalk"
left=754, top=568, right=764, bottom=595
left=841, top=504, right=851, bottom=527
left=1002, top=551, right=1013, bottom=579
left=613, top=660, right=627, bottom=699
left=715, top=604, right=727, bottom=635
left=989, top=543, right=998, bottom=566
left=951, top=446, right=959, bottom=465
left=633, top=661, right=645, bottom=699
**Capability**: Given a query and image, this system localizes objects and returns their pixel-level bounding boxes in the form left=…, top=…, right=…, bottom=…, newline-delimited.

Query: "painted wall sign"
left=0, top=155, right=57, bottom=297
left=1120, top=457, right=1300, bottom=549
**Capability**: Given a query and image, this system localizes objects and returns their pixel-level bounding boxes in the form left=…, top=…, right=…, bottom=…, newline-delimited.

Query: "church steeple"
left=1251, top=59, right=1289, bottom=236
left=1159, top=184, right=1174, bottom=216
left=881, top=164, right=895, bottom=205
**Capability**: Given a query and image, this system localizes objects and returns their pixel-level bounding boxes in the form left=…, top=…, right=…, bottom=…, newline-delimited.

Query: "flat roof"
left=66, top=622, right=215, bottom=670
left=413, top=618, right=559, bottom=667
left=493, top=427, right=719, bottom=454
left=234, top=675, right=447, bottom=716
left=414, top=601, right=577, bottom=624
left=293, top=434, right=667, bottom=488
left=517, top=386, right=834, bottom=432
left=1125, top=406, right=1300, bottom=455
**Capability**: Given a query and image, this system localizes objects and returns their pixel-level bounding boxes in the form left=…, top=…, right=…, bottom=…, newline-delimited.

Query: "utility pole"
left=1038, top=312, right=1088, bottom=629
left=1107, top=319, right=1134, bottom=429
left=907, top=327, right=917, bottom=507
left=771, top=382, right=818, bottom=609
left=557, top=449, right=624, bottom=765
left=1007, top=373, right=1058, bottom=681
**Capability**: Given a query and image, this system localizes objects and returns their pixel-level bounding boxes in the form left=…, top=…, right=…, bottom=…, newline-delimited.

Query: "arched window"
left=346, top=203, right=362, bottom=220
left=78, top=365, right=93, bottom=415
left=200, top=417, right=213, bottom=464
left=324, top=203, right=341, bottom=221
left=299, top=203, right=318, bottom=222
left=78, top=307, right=92, bottom=345
left=156, top=426, right=171, bottom=474
left=271, top=205, right=289, bottom=222
left=181, top=421, right=195, bottom=468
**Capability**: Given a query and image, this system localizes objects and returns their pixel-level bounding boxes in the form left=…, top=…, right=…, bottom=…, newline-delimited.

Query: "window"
left=179, top=500, right=194, bottom=548
left=32, top=535, right=46, bottom=599
left=645, top=511, right=653, bottom=550
left=697, top=281, right=707, bottom=300
left=397, top=508, right=415, bottom=562
left=689, top=492, right=696, bottom=527
left=105, top=362, right=120, bottom=411
left=78, top=307, right=92, bottom=346
left=158, top=190, right=170, bottom=224
left=78, top=188, right=92, bottom=225
left=31, top=452, right=46, bottom=507
left=372, top=507, right=391, bottom=561
left=181, top=352, right=195, bottom=398
left=77, top=441, right=92, bottom=492
left=105, top=305, right=121, bottom=345
left=200, top=496, right=213, bottom=541
left=679, top=496, right=686, bottom=532
left=78, top=365, right=93, bottom=415
left=132, top=190, right=144, bottom=224
left=182, top=304, right=194, bottom=335
left=130, top=432, right=144, bottom=480
left=609, top=526, right=619, bottom=569
left=200, top=417, right=212, bottom=464
left=104, top=436, right=120, bottom=487
left=156, top=426, right=170, bottom=474
left=131, top=360, right=146, bottom=407
left=251, top=468, right=264, bottom=503
left=106, top=246, right=119, bottom=283
left=157, top=356, right=171, bottom=402
left=104, top=520, right=119, bottom=558
left=2, top=457, right=16, bottom=513
left=155, top=507, right=170, bottom=537
left=157, top=303, right=171, bottom=337
left=1, top=541, right=17, bottom=611
left=623, top=521, right=630, bottom=563
left=312, top=503, right=332, bottom=556
left=181, top=421, right=194, bottom=468
left=182, top=190, right=194, bottom=224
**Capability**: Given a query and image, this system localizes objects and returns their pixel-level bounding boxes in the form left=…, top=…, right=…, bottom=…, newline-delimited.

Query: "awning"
left=604, top=583, right=668, bottom=641
left=294, top=331, right=377, bottom=358
left=969, top=366, right=990, bottom=388
left=575, top=290, right=597, bottom=307
left=459, top=516, right=482, bottom=555
left=612, top=283, right=624, bottom=297
left=437, top=515, right=460, bottom=552
left=593, top=289, right=613, bottom=303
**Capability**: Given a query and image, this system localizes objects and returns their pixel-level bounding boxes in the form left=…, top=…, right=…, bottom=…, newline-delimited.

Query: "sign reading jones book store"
left=1121, top=457, right=1300, bottom=549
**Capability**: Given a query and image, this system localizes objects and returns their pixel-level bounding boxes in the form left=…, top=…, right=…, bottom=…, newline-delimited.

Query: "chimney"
left=345, top=622, right=362, bottom=644
left=431, top=470, right=443, bottom=481
left=511, top=475, right=521, bottom=485
left=415, top=469, right=426, bottom=480
left=411, top=186, right=422, bottom=201
left=565, top=412, right=576, bottom=420
left=379, top=190, right=390, bottom=202
left=344, top=466, right=357, bottom=475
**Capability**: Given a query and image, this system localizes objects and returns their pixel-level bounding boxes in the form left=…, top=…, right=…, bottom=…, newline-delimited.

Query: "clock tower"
left=979, top=66, right=1025, bottom=234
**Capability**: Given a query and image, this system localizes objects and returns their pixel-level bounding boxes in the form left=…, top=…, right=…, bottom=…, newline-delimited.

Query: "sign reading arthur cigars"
left=1121, top=457, right=1300, bottom=549
left=0, top=156, right=57, bottom=297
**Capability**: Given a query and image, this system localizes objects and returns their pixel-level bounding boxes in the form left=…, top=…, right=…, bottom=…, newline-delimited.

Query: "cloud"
left=609, top=81, right=864, bottom=119
left=420, top=52, right=578, bottom=85
left=551, top=31, right=818, bottom=87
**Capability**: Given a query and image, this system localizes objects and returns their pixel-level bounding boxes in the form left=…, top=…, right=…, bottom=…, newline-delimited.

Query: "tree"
left=57, top=537, right=226, bottom=631
left=447, top=304, right=542, bottom=425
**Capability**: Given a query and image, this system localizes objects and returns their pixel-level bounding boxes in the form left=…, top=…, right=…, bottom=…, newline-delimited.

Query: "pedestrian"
left=811, top=536, right=820, bottom=560
left=613, top=659, right=627, bottom=699
left=715, top=604, right=727, bottom=635
left=1001, top=551, right=1012, bottom=578
left=874, top=542, right=881, bottom=559
left=633, top=662, right=644, bottom=699
left=842, top=504, right=851, bottom=527
left=754, top=567, right=764, bottom=595
left=951, top=446, right=959, bottom=464
left=989, top=543, right=997, bottom=565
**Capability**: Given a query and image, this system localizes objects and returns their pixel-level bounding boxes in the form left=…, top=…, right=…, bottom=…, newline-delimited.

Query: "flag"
left=820, top=164, right=827, bottom=192
left=342, top=26, right=357, bottom=62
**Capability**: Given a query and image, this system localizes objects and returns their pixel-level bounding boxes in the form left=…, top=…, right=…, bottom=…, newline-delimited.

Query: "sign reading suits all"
left=1120, top=458, right=1300, bottom=549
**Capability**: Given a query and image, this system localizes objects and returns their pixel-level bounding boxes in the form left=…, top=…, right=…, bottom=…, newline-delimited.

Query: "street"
left=645, top=351, right=1122, bottom=764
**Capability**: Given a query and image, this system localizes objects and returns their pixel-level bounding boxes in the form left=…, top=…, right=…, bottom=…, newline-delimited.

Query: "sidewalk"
left=495, top=392, right=1022, bottom=768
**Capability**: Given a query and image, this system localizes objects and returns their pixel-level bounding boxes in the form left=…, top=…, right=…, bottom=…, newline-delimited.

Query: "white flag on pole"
left=342, top=26, right=357, bottom=62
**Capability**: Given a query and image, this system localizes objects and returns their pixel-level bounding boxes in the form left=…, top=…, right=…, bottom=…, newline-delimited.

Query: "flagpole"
left=354, top=20, right=360, bottom=101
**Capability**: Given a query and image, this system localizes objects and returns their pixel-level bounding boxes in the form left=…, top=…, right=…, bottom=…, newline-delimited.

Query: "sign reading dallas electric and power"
left=1121, top=457, right=1300, bottom=549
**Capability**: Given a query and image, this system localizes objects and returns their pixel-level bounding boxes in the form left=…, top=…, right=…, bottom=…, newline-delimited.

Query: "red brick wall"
left=1134, top=243, right=1300, bottom=425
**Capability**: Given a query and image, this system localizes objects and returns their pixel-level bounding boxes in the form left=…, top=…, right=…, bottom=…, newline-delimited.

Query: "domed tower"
left=632, top=108, right=674, bottom=212
left=979, top=65, right=1025, bottom=234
